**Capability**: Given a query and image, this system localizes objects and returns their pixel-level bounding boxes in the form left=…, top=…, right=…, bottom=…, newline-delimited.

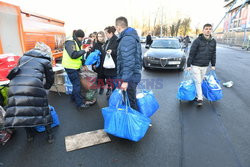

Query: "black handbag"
left=6, top=57, right=34, bottom=80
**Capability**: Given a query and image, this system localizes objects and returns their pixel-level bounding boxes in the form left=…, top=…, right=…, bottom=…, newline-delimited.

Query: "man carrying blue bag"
left=115, top=16, right=142, bottom=110
left=187, top=23, right=217, bottom=107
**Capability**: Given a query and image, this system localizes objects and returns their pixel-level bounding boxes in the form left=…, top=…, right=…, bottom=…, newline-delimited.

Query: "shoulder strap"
left=18, top=57, right=35, bottom=68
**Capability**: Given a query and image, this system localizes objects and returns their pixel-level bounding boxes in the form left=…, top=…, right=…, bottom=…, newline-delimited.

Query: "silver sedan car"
left=143, top=38, right=186, bottom=71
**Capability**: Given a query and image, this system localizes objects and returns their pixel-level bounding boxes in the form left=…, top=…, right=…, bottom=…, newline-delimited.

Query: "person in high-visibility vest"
left=62, top=29, right=90, bottom=110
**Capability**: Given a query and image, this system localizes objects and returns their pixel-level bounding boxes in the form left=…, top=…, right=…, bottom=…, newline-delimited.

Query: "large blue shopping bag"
left=35, top=105, right=60, bottom=132
left=108, top=89, right=123, bottom=107
left=202, top=70, right=223, bottom=101
left=84, top=50, right=101, bottom=67
left=177, top=71, right=196, bottom=101
left=102, top=92, right=151, bottom=142
left=136, top=90, right=159, bottom=117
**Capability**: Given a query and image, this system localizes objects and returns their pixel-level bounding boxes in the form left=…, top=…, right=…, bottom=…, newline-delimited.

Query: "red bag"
left=0, top=54, right=20, bottom=81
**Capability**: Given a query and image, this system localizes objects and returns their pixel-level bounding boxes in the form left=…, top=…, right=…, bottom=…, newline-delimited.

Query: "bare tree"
left=162, top=24, right=168, bottom=36
left=170, top=24, right=176, bottom=37
left=153, top=8, right=160, bottom=36
left=194, top=23, right=201, bottom=36
left=175, top=19, right=182, bottom=36
left=154, top=25, right=161, bottom=36
left=180, top=18, right=191, bottom=36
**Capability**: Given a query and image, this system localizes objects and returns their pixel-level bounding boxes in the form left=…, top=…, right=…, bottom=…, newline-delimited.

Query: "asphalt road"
left=0, top=44, right=250, bottom=167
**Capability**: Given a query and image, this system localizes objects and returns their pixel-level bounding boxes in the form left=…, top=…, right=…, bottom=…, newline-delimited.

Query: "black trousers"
left=97, top=73, right=106, bottom=89
left=126, top=81, right=138, bottom=111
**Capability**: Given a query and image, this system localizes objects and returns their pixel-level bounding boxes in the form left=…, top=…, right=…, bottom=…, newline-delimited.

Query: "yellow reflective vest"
left=62, top=38, right=82, bottom=69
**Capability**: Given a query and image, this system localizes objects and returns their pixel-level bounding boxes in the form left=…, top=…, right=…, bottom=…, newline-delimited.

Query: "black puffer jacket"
left=4, top=49, right=54, bottom=128
left=93, top=41, right=105, bottom=74
left=187, top=34, right=216, bottom=67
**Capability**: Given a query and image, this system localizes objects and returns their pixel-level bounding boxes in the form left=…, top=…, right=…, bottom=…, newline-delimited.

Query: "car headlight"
left=147, top=56, right=156, bottom=60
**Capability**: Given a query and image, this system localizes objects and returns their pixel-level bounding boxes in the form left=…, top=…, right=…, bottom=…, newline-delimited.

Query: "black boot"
left=99, top=88, right=104, bottom=95
left=47, top=134, right=54, bottom=144
left=25, top=127, right=34, bottom=142
left=106, top=88, right=111, bottom=96
left=46, top=125, right=54, bottom=144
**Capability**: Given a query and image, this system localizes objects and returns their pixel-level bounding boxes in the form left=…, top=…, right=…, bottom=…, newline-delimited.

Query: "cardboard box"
left=50, top=84, right=66, bottom=93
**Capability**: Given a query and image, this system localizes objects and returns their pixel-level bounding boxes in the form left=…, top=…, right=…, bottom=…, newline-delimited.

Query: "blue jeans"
left=65, top=69, right=84, bottom=107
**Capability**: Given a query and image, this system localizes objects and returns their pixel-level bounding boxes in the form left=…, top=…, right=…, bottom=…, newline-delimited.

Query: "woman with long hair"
left=93, top=31, right=106, bottom=94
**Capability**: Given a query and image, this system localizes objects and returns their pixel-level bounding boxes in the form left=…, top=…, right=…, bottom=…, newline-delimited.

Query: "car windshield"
left=151, top=40, right=181, bottom=49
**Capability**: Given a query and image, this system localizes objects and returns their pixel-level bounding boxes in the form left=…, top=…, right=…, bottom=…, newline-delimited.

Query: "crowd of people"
left=0, top=19, right=217, bottom=144
left=0, top=16, right=143, bottom=144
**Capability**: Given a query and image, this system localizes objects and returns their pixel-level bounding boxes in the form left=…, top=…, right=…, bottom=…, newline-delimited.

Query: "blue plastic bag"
left=108, top=89, right=123, bottom=107
left=64, top=73, right=73, bottom=95
left=84, top=50, right=101, bottom=67
left=177, top=71, right=196, bottom=101
left=35, top=105, right=60, bottom=132
left=202, top=71, right=223, bottom=101
left=136, top=90, right=159, bottom=117
left=102, top=92, right=151, bottom=142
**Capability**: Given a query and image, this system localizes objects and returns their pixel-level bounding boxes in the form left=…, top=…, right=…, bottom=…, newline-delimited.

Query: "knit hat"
left=75, top=29, right=85, bottom=37
left=34, top=42, right=52, bottom=57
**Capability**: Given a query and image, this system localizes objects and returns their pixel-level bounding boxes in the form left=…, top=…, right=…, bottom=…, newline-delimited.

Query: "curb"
left=218, top=44, right=250, bottom=52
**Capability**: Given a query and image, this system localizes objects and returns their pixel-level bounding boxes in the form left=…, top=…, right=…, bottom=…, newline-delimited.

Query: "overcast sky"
left=1, top=0, right=225, bottom=35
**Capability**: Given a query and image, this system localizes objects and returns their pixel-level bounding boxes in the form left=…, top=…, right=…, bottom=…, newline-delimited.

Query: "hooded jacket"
left=4, top=49, right=54, bottom=128
left=187, top=34, right=216, bottom=67
left=117, top=27, right=142, bottom=83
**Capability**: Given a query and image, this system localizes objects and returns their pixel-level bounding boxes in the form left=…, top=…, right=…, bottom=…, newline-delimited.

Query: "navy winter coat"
left=117, top=27, right=142, bottom=83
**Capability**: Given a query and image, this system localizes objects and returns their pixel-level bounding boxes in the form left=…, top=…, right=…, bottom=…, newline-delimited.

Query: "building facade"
left=216, top=0, right=250, bottom=48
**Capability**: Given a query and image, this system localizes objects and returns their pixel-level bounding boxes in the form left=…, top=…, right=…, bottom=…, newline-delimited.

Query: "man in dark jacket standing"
left=146, top=32, right=153, bottom=47
left=187, top=23, right=216, bottom=106
left=115, top=16, right=142, bottom=110
left=4, top=42, right=55, bottom=143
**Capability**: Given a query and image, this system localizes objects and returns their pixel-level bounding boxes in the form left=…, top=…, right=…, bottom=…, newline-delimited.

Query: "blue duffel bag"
left=108, top=89, right=123, bottom=107
left=102, top=92, right=151, bottom=142
left=136, top=90, right=159, bottom=117
left=177, top=71, right=196, bottom=101
left=202, top=70, right=223, bottom=101
left=35, top=105, right=60, bottom=132
left=84, top=49, right=101, bottom=67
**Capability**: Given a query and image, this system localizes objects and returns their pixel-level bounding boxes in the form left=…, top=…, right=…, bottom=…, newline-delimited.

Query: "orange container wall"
left=0, top=1, right=66, bottom=62
left=21, top=11, right=66, bottom=59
